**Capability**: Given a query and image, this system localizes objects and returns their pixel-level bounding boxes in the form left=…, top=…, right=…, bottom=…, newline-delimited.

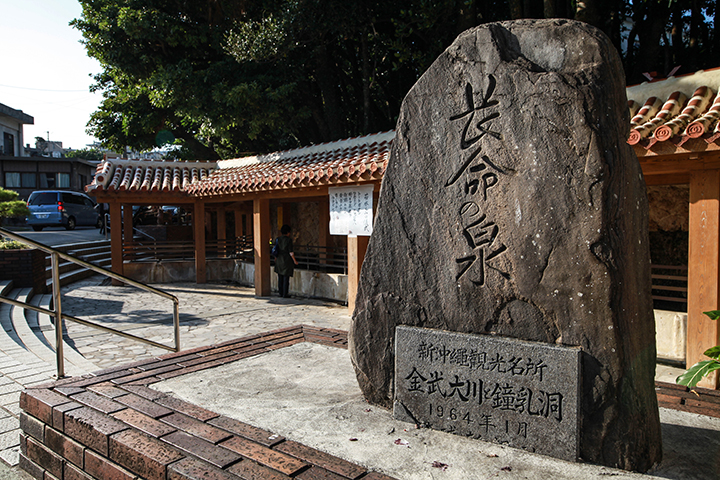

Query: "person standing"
left=95, top=202, right=107, bottom=234
left=274, top=224, right=298, bottom=298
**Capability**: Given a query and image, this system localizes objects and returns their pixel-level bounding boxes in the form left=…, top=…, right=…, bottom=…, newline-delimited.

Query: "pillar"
left=234, top=209, right=243, bottom=238
left=109, top=202, right=123, bottom=286
left=687, top=169, right=720, bottom=389
left=347, top=235, right=369, bottom=314
left=319, top=198, right=330, bottom=264
left=123, top=204, right=134, bottom=260
left=194, top=201, right=207, bottom=284
left=217, top=208, right=227, bottom=257
left=254, top=198, right=271, bottom=297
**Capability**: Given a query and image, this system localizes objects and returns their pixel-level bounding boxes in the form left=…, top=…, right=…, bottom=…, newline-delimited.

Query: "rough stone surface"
left=349, top=19, right=661, bottom=472
left=394, top=326, right=580, bottom=461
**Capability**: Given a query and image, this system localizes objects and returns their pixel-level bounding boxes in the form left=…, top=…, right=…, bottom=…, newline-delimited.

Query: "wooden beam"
left=687, top=169, right=720, bottom=389
left=253, top=198, right=271, bottom=297
left=643, top=173, right=690, bottom=186
left=93, top=192, right=194, bottom=204
left=109, top=202, right=123, bottom=286
left=194, top=201, right=207, bottom=284
left=347, top=235, right=369, bottom=315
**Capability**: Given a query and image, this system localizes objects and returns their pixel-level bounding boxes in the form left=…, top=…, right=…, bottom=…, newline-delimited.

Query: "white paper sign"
left=329, top=185, right=374, bottom=236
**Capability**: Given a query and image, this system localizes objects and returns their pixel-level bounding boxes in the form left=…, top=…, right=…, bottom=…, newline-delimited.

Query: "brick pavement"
left=0, top=275, right=350, bottom=472
left=19, top=326, right=397, bottom=480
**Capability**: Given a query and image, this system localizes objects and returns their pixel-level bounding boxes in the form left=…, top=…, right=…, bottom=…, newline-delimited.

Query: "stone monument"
left=349, top=19, right=662, bottom=472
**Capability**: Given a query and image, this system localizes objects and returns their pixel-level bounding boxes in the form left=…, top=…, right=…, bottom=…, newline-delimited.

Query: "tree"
left=66, top=148, right=105, bottom=161
left=73, top=0, right=720, bottom=159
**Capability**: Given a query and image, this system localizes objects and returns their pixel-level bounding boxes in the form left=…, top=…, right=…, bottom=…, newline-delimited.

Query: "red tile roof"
left=87, top=159, right=216, bottom=195
left=188, top=131, right=392, bottom=197
left=86, top=131, right=392, bottom=198
left=626, top=68, right=720, bottom=152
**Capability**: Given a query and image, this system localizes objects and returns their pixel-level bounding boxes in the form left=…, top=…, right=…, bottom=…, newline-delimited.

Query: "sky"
left=0, top=0, right=102, bottom=150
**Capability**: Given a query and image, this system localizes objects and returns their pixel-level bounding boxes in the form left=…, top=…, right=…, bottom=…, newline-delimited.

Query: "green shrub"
left=0, top=239, right=28, bottom=250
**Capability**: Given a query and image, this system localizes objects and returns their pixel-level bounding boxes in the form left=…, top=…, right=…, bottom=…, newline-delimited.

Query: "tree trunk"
left=361, top=30, right=371, bottom=134
left=508, top=0, right=523, bottom=19
left=314, top=44, right=345, bottom=141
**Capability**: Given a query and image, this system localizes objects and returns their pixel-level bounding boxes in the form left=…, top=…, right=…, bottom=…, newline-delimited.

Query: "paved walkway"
left=60, top=276, right=351, bottom=371
left=0, top=275, right=350, bottom=477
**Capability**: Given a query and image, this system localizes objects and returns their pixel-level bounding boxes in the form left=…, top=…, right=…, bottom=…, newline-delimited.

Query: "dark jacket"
left=274, top=235, right=295, bottom=276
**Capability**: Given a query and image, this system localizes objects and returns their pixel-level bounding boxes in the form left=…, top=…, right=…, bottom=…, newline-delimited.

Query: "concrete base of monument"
left=154, top=342, right=719, bottom=480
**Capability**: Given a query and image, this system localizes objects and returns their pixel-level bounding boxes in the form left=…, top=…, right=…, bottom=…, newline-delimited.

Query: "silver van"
left=26, top=191, right=100, bottom=231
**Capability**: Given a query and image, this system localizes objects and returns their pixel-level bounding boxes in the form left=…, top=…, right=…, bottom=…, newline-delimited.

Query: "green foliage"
left=677, top=310, right=720, bottom=388
left=0, top=188, right=29, bottom=220
left=0, top=240, right=28, bottom=250
left=66, top=148, right=105, bottom=161
left=73, top=0, right=720, bottom=159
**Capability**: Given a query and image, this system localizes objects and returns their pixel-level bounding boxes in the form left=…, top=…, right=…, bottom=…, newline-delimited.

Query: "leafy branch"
left=676, top=310, right=720, bottom=388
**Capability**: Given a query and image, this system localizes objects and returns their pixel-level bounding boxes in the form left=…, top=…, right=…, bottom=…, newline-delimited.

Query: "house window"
left=4, top=172, right=20, bottom=188
left=57, top=173, right=70, bottom=188
left=3, top=133, right=14, bottom=156
left=39, top=173, right=56, bottom=189
left=21, top=173, right=36, bottom=188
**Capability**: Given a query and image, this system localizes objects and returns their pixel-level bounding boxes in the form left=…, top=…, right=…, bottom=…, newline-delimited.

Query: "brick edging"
left=19, top=324, right=394, bottom=480
left=655, top=380, right=720, bottom=418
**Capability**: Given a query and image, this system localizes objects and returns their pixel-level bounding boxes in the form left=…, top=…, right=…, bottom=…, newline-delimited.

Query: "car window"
left=63, top=193, right=83, bottom=205
left=83, top=198, right=95, bottom=208
left=28, top=192, right=58, bottom=206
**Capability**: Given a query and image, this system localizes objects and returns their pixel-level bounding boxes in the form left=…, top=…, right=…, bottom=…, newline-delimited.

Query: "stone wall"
left=123, top=260, right=348, bottom=303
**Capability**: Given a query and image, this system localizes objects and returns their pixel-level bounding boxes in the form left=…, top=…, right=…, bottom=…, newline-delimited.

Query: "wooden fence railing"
left=650, top=264, right=688, bottom=312
left=123, top=236, right=348, bottom=273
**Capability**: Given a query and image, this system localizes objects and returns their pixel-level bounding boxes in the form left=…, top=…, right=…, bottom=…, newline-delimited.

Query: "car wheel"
left=65, top=217, right=76, bottom=230
left=32, top=226, right=43, bottom=231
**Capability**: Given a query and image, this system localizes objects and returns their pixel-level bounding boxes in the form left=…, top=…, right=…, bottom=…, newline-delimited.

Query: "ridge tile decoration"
left=394, top=326, right=581, bottom=462
left=626, top=67, right=720, bottom=151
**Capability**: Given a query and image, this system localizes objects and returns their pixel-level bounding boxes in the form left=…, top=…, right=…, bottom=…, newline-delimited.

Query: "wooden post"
left=109, top=202, right=123, bottom=286
left=194, top=201, right=207, bottom=284
left=123, top=204, right=134, bottom=260
left=319, top=198, right=330, bottom=264
left=217, top=208, right=227, bottom=257
left=687, top=169, right=720, bottom=389
left=234, top=209, right=243, bottom=238
left=347, top=235, right=369, bottom=314
left=254, top=198, right=271, bottom=297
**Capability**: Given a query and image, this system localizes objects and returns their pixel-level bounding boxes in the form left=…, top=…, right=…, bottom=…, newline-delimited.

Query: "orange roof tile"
left=626, top=68, right=720, bottom=151
left=188, top=131, right=392, bottom=197
left=86, top=159, right=217, bottom=195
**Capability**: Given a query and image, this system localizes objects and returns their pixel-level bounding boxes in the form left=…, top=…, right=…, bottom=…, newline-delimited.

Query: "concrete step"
left=0, top=280, right=13, bottom=297
left=11, top=289, right=57, bottom=366
left=36, top=295, right=99, bottom=375
left=0, top=289, right=56, bottom=381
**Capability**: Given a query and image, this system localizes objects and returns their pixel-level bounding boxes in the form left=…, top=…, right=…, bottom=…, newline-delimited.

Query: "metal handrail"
left=0, top=227, right=180, bottom=378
